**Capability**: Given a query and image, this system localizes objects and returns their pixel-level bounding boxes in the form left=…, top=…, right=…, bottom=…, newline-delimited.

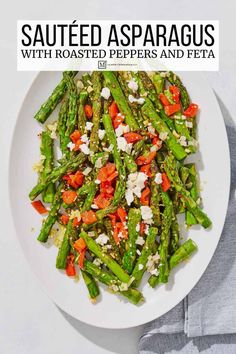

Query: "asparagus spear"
left=37, top=183, right=63, bottom=243
left=150, top=161, right=161, bottom=226
left=84, top=259, right=143, bottom=305
left=124, top=153, right=137, bottom=173
left=149, top=239, right=197, bottom=288
left=57, top=96, right=69, bottom=156
left=81, top=181, right=97, bottom=212
left=152, top=73, right=165, bottom=94
left=138, top=71, right=162, bottom=110
left=77, top=91, right=88, bottom=134
left=34, top=71, right=77, bottom=124
left=158, top=191, right=173, bottom=283
left=164, top=154, right=211, bottom=228
left=132, top=140, right=145, bottom=159
left=81, top=73, right=92, bottom=88
left=169, top=239, right=197, bottom=270
left=56, top=220, right=72, bottom=269
left=40, top=130, right=55, bottom=203
left=62, top=72, right=78, bottom=155
left=29, top=153, right=86, bottom=200
left=134, top=71, right=174, bottom=130
left=131, top=227, right=158, bottom=287
left=102, top=114, right=126, bottom=206
left=122, top=208, right=141, bottom=274
left=89, top=72, right=102, bottom=153
left=117, top=72, right=144, bottom=128
left=166, top=71, right=190, bottom=110
left=170, top=212, right=180, bottom=254
left=141, top=101, right=187, bottom=160
left=90, top=151, right=109, bottom=166
left=103, top=71, right=139, bottom=130
left=104, top=218, right=123, bottom=265
left=79, top=231, right=130, bottom=283
left=185, top=163, right=199, bottom=226
left=81, top=270, right=100, bottom=299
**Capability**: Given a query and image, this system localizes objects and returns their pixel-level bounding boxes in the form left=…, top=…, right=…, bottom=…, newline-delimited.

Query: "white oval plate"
left=9, top=72, right=230, bottom=329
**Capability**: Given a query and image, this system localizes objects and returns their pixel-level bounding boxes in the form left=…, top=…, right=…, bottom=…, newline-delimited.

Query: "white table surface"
left=0, top=1, right=235, bottom=353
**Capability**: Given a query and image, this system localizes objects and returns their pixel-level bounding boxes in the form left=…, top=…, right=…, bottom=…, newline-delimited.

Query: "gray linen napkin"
left=139, top=103, right=236, bottom=353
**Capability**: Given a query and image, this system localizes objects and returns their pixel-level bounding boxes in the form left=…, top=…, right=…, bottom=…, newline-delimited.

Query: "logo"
left=98, top=60, right=107, bottom=69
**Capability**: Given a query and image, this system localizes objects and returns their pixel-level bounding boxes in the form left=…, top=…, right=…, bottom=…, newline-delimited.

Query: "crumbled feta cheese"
left=159, top=132, right=168, bottom=141
left=95, top=157, right=103, bottom=168
left=123, top=125, right=130, bottom=133
left=93, top=258, right=103, bottom=267
left=95, top=179, right=101, bottom=184
left=145, top=218, right=154, bottom=225
left=101, top=87, right=110, bottom=99
left=69, top=210, right=81, bottom=221
left=115, top=125, right=124, bottom=137
left=117, top=137, right=133, bottom=153
left=85, top=122, right=93, bottom=131
left=91, top=203, right=99, bottom=209
left=125, top=188, right=134, bottom=206
left=178, top=136, right=187, bottom=146
left=81, top=134, right=89, bottom=143
left=67, top=142, right=75, bottom=151
left=127, top=172, right=148, bottom=198
left=117, top=137, right=127, bottom=152
left=147, top=125, right=156, bottom=136
left=128, top=79, right=138, bottom=92
left=95, top=233, right=109, bottom=246
left=83, top=167, right=92, bottom=176
left=128, top=95, right=145, bottom=105
left=141, top=206, right=153, bottom=222
left=185, top=121, right=193, bottom=128
left=80, top=144, right=90, bottom=155
left=138, top=264, right=144, bottom=270
left=119, top=282, right=129, bottom=291
left=128, top=94, right=137, bottom=103
left=136, top=97, right=145, bottom=105
left=136, top=236, right=145, bottom=246
left=154, top=173, right=163, bottom=184
left=136, top=223, right=140, bottom=232
left=136, top=249, right=141, bottom=256
left=126, top=172, right=148, bottom=205
left=87, top=86, right=93, bottom=93
left=150, top=145, right=158, bottom=152
left=98, top=129, right=106, bottom=140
